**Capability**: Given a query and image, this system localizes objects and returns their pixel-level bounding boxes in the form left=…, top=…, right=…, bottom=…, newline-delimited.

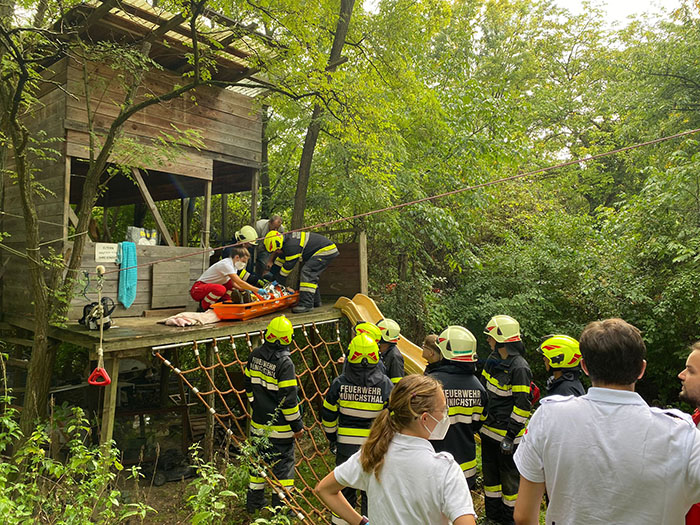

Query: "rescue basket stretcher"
left=211, top=292, right=299, bottom=321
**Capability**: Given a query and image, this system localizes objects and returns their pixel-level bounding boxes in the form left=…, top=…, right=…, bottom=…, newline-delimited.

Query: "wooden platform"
left=5, top=304, right=341, bottom=357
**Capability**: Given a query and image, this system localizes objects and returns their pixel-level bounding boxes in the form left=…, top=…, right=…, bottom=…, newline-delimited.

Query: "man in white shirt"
left=513, top=318, right=700, bottom=525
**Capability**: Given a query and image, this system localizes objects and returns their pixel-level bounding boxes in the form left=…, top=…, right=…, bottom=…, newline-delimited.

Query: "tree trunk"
left=290, top=0, right=356, bottom=229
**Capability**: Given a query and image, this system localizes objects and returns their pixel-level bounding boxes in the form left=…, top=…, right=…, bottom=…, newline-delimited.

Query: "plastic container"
left=211, top=292, right=299, bottom=321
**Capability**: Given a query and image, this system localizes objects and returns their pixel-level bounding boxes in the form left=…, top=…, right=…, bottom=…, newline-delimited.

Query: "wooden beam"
left=180, top=198, right=189, bottom=246
left=131, top=168, right=175, bottom=247
left=358, top=230, right=368, bottom=295
left=250, top=169, right=259, bottom=225
left=201, top=181, right=212, bottom=271
left=68, top=206, right=79, bottom=228
left=99, top=357, right=120, bottom=445
left=221, top=194, right=229, bottom=243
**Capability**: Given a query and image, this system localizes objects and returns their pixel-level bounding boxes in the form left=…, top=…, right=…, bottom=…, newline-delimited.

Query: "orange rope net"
left=154, top=321, right=345, bottom=523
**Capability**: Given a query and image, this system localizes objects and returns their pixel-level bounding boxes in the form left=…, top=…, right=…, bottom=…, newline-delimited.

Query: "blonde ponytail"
left=359, top=374, right=442, bottom=479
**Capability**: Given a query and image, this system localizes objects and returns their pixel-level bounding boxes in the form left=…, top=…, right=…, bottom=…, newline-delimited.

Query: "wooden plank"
left=99, top=357, right=120, bottom=445
left=358, top=232, right=368, bottom=295
left=151, top=260, right=189, bottom=309
left=131, top=168, right=175, bottom=247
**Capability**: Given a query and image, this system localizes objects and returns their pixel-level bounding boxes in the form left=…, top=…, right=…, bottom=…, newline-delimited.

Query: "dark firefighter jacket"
left=427, top=360, right=488, bottom=479
left=480, top=348, right=532, bottom=444
left=271, top=232, right=337, bottom=286
left=244, top=341, right=302, bottom=443
left=321, top=362, right=393, bottom=457
left=238, top=267, right=266, bottom=288
left=381, top=344, right=404, bottom=384
left=546, top=369, right=585, bottom=397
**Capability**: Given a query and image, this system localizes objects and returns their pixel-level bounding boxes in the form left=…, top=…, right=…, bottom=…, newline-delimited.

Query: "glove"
left=257, top=288, right=267, bottom=296
left=270, top=280, right=278, bottom=287
left=329, top=441, right=337, bottom=455
left=500, top=437, right=514, bottom=455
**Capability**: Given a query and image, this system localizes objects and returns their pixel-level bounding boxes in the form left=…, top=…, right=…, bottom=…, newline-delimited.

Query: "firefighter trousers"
left=481, top=434, right=520, bottom=525
left=298, top=252, right=338, bottom=308
left=247, top=438, right=295, bottom=511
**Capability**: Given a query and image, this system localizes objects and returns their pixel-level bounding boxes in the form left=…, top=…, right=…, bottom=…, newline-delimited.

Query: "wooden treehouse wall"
left=1, top=56, right=263, bottom=320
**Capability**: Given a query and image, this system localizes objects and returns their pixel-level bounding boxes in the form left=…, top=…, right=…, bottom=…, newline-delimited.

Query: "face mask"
left=234, top=260, right=246, bottom=271
left=423, top=407, right=450, bottom=440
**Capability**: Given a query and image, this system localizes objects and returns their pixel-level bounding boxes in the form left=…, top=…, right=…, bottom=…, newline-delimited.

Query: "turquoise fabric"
left=117, top=242, right=137, bottom=308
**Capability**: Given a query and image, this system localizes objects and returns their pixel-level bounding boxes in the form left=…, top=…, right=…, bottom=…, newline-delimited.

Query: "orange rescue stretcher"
left=211, top=292, right=299, bottom=321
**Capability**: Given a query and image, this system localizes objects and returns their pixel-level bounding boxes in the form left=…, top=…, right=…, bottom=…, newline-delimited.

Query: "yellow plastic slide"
left=334, top=293, right=427, bottom=375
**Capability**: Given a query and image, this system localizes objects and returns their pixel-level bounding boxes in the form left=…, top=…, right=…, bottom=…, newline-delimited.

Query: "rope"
left=100, top=126, right=700, bottom=277
left=154, top=321, right=346, bottom=523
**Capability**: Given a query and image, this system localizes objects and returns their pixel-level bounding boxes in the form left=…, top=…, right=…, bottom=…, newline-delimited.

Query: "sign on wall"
left=95, top=242, right=119, bottom=263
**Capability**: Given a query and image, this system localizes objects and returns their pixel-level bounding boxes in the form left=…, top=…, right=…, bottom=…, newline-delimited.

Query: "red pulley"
left=88, top=367, right=111, bottom=386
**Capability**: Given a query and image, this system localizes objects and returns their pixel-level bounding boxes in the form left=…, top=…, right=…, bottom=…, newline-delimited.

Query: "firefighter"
left=244, top=315, right=304, bottom=512
left=427, top=326, right=488, bottom=489
left=538, top=334, right=585, bottom=397
left=190, top=246, right=267, bottom=310
left=377, top=318, right=404, bottom=384
left=480, top=315, right=532, bottom=525
left=321, top=333, right=393, bottom=524
left=264, top=230, right=339, bottom=314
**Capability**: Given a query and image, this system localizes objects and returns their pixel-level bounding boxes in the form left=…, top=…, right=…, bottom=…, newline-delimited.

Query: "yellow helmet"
left=235, top=225, right=258, bottom=245
left=265, top=315, right=293, bottom=345
left=377, top=318, right=400, bottom=343
left=355, top=322, right=381, bottom=343
left=264, top=230, right=284, bottom=252
left=438, top=326, right=477, bottom=362
left=347, top=333, right=380, bottom=365
left=484, top=315, right=521, bottom=343
left=538, top=334, right=581, bottom=369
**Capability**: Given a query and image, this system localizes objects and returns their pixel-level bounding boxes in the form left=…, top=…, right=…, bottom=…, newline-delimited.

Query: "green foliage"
left=0, top=400, right=155, bottom=523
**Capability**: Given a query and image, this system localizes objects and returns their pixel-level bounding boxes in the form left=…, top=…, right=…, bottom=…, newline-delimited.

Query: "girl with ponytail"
left=315, top=374, right=476, bottom=525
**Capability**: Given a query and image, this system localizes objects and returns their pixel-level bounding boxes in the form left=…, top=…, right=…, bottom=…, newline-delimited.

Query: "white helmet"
left=484, top=315, right=521, bottom=343
left=235, top=225, right=258, bottom=245
left=438, top=326, right=477, bottom=362
left=377, top=318, right=400, bottom=343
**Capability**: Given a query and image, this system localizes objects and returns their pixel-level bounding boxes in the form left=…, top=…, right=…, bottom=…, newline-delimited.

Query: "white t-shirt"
left=514, top=387, right=700, bottom=525
left=334, top=433, right=476, bottom=525
left=197, top=258, right=236, bottom=285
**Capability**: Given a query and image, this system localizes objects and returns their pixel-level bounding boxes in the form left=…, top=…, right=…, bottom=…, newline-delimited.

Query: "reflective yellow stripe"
left=280, top=267, right=292, bottom=276
left=286, top=253, right=302, bottom=262
left=279, top=379, right=297, bottom=388
left=249, top=476, right=265, bottom=483
left=248, top=369, right=277, bottom=386
left=314, top=243, right=337, bottom=255
left=338, top=427, right=371, bottom=437
left=450, top=405, right=484, bottom=416
left=278, top=479, right=294, bottom=487
left=512, top=384, right=531, bottom=393
left=483, top=425, right=527, bottom=438
left=299, top=281, right=317, bottom=290
left=513, top=406, right=530, bottom=418
left=460, top=459, right=477, bottom=471
left=503, top=493, right=518, bottom=501
left=338, top=399, right=384, bottom=411
left=485, top=484, right=502, bottom=492
left=300, top=232, right=308, bottom=248
left=251, top=420, right=292, bottom=432
left=482, top=370, right=509, bottom=392
left=322, top=419, right=337, bottom=428
left=391, top=376, right=401, bottom=384
left=281, top=406, right=300, bottom=415
left=323, top=400, right=338, bottom=412
left=239, top=269, right=249, bottom=279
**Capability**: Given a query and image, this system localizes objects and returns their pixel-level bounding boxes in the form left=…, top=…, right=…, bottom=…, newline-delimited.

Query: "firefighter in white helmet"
left=480, top=315, right=533, bottom=525
left=377, top=318, right=404, bottom=384
left=426, top=326, right=488, bottom=489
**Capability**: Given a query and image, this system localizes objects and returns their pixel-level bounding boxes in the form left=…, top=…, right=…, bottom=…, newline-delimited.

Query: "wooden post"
left=204, top=342, right=215, bottom=462
left=100, top=357, right=120, bottom=445
left=159, top=349, right=171, bottom=407
left=202, top=181, right=212, bottom=272
left=180, top=198, right=189, bottom=246
left=250, top=169, right=259, bottom=225
left=131, top=168, right=175, bottom=247
left=221, top=193, right=229, bottom=243
left=358, top=230, right=368, bottom=294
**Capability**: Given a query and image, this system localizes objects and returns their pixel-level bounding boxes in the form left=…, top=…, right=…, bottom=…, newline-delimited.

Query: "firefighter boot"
left=292, top=291, right=314, bottom=313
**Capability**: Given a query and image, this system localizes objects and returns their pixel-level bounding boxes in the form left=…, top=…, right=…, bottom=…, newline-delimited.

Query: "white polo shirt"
left=197, top=258, right=236, bottom=285
left=334, top=433, right=476, bottom=525
left=514, top=387, right=700, bottom=525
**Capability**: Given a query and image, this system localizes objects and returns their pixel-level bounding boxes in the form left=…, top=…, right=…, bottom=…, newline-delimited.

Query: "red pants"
left=190, top=280, right=233, bottom=309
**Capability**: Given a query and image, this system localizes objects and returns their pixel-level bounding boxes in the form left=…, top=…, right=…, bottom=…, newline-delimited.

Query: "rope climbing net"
left=153, top=320, right=346, bottom=523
